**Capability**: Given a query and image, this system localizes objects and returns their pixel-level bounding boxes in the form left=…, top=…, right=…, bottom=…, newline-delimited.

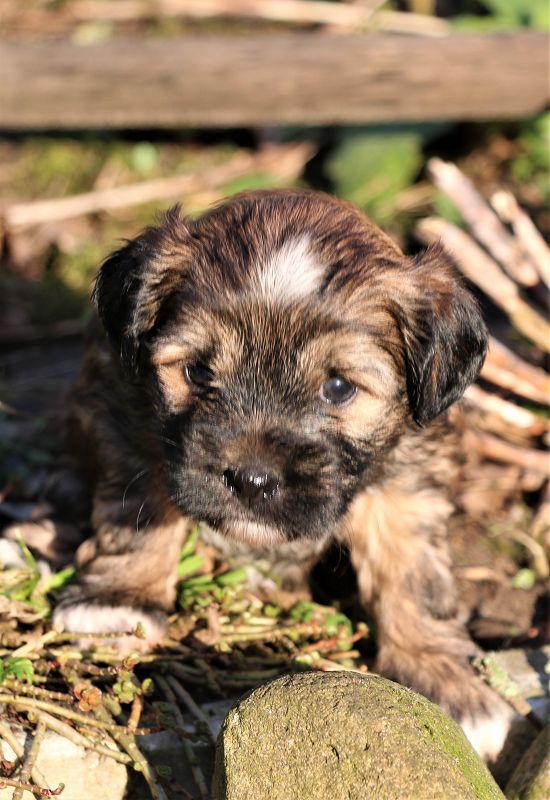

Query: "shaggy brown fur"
left=31, top=190, right=514, bottom=758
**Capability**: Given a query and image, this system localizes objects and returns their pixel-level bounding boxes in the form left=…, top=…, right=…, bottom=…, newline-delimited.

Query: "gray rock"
left=487, top=646, right=550, bottom=726
left=128, top=697, right=239, bottom=799
left=212, top=670, right=505, bottom=800
left=506, top=726, right=550, bottom=800
left=0, top=730, right=128, bottom=800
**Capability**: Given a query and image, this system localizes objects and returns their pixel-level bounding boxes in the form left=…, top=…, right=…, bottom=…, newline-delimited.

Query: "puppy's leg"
left=54, top=486, right=190, bottom=652
left=345, top=488, right=515, bottom=763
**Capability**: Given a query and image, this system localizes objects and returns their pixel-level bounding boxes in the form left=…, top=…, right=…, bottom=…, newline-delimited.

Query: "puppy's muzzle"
left=223, top=466, right=280, bottom=507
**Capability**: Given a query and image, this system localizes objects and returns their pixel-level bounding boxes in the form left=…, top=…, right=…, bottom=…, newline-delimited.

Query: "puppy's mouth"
left=217, top=517, right=287, bottom=547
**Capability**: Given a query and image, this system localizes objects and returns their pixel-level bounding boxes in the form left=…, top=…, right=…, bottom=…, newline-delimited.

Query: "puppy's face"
left=94, top=190, right=486, bottom=545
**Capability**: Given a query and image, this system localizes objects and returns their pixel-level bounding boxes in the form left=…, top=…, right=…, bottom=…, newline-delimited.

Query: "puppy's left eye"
left=320, top=377, right=357, bottom=406
left=185, top=363, right=214, bottom=391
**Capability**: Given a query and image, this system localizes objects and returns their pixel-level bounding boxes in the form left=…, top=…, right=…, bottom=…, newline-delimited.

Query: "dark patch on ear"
left=402, top=245, right=487, bottom=425
left=93, top=205, right=189, bottom=370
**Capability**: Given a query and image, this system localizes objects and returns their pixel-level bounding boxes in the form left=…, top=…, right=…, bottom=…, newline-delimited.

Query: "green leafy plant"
left=453, top=0, right=548, bottom=31
left=0, top=657, right=34, bottom=684
left=327, top=130, right=423, bottom=224
left=511, top=112, right=550, bottom=202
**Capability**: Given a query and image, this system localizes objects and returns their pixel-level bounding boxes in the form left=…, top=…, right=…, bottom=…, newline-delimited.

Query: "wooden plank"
left=0, top=32, right=547, bottom=129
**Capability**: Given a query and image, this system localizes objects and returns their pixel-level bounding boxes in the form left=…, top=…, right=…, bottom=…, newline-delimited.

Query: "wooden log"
left=0, top=32, right=548, bottom=129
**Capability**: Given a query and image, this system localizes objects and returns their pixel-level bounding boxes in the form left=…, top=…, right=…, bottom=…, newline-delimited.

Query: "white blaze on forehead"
left=256, top=235, right=324, bottom=303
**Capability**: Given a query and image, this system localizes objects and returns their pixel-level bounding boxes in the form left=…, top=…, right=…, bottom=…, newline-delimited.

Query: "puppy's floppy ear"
left=400, top=244, right=487, bottom=425
left=93, top=206, right=189, bottom=370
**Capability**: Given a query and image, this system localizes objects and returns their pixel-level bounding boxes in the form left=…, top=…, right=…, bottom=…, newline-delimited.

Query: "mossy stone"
left=506, top=726, right=550, bottom=800
left=213, top=671, right=504, bottom=800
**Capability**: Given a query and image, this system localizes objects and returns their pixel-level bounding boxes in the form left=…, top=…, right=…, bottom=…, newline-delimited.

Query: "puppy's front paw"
left=53, top=600, right=166, bottom=655
left=460, top=701, right=516, bottom=763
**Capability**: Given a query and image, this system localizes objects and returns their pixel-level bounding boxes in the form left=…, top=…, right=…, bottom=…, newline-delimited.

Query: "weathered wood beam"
left=1, top=32, right=547, bottom=129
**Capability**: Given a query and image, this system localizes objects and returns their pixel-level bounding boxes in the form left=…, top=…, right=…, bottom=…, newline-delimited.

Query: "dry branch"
left=532, top=482, right=550, bottom=550
left=36, top=713, right=132, bottom=766
left=155, top=675, right=210, bottom=800
left=465, top=430, right=549, bottom=474
left=483, top=338, right=550, bottom=405
left=2, top=143, right=313, bottom=230
left=369, top=9, right=448, bottom=36
left=427, top=158, right=539, bottom=286
left=0, top=777, right=63, bottom=797
left=11, top=719, right=48, bottom=800
left=91, top=704, right=169, bottom=800
left=70, top=0, right=449, bottom=35
left=0, top=722, right=50, bottom=792
left=464, top=385, right=549, bottom=436
left=70, top=0, right=385, bottom=26
left=417, top=217, right=550, bottom=352
left=491, top=190, right=550, bottom=289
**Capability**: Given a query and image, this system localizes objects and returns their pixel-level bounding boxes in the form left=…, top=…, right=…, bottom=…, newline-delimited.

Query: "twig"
left=454, top=566, right=505, bottom=584
left=126, top=693, right=143, bottom=734
left=371, top=9, right=448, bottom=35
left=499, top=528, right=549, bottom=580
left=417, top=217, right=550, bottom=352
left=0, top=681, right=75, bottom=704
left=427, top=158, right=539, bottom=286
left=0, top=777, right=64, bottom=797
left=92, top=705, right=170, bottom=800
left=464, top=385, right=549, bottom=436
left=155, top=676, right=210, bottom=800
left=11, top=631, right=61, bottom=659
left=472, top=654, right=535, bottom=720
left=0, top=723, right=49, bottom=790
left=3, top=143, right=313, bottom=230
left=11, top=719, right=48, bottom=800
left=0, top=695, right=153, bottom=735
left=70, top=0, right=385, bottom=27
left=465, top=430, right=549, bottom=474
left=36, top=712, right=132, bottom=766
left=481, top=359, right=549, bottom=407
left=0, top=721, right=25, bottom=762
left=531, top=482, right=550, bottom=550
left=491, top=190, right=550, bottom=288
left=165, top=675, right=216, bottom=743
left=483, top=337, right=550, bottom=406
left=71, top=0, right=449, bottom=35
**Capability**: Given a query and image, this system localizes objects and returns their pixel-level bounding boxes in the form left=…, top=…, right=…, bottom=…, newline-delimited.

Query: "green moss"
left=214, top=672, right=504, bottom=800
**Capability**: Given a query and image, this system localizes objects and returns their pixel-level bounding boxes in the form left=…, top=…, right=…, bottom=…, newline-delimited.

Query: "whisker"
left=135, top=498, right=149, bottom=534
left=140, top=494, right=182, bottom=534
left=158, top=436, right=180, bottom=450
left=122, top=468, right=150, bottom=509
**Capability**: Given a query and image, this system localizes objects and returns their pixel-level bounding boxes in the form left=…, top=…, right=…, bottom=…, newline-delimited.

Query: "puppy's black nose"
left=223, top=467, right=280, bottom=505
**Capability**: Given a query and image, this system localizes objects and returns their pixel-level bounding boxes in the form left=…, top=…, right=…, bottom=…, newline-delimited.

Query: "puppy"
left=50, top=189, right=513, bottom=759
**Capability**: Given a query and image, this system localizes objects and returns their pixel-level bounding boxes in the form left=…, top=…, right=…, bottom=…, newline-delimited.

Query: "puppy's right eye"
left=320, top=376, right=357, bottom=406
left=184, top=363, right=214, bottom=391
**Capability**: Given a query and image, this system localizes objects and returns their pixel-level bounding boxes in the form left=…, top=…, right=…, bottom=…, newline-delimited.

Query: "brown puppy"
left=52, top=190, right=513, bottom=759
